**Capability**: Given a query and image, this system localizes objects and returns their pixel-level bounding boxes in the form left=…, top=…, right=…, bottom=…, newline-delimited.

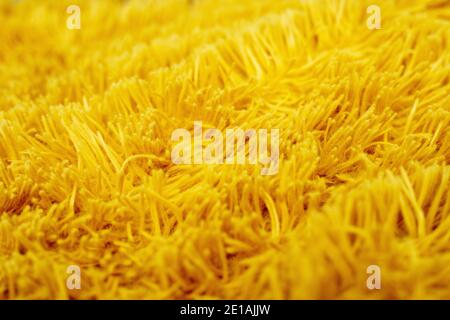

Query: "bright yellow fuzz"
left=0, top=0, right=449, bottom=299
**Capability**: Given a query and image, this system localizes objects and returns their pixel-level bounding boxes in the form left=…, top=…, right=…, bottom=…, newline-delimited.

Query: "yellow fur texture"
left=0, top=0, right=449, bottom=299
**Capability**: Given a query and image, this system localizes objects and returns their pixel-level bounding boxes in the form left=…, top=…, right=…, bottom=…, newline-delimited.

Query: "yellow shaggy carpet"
left=1, top=0, right=450, bottom=300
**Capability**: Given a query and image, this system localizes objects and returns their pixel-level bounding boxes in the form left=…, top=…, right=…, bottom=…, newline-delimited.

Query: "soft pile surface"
left=0, top=0, right=449, bottom=299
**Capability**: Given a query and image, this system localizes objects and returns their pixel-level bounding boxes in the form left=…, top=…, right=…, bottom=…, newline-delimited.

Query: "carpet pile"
left=0, top=0, right=449, bottom=299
